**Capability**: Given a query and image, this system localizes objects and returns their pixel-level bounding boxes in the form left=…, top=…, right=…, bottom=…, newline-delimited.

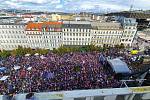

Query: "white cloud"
left=79, top=1, right=129, bottom=11
left=0, top=0, right=150, bottom=12
left=55, top=4, right=63, bottom=9
left=133, top=0, right=150, bottom=9
left=16, top=0, right=60, bottom=4
left=5, top=1, right=21, bottom=8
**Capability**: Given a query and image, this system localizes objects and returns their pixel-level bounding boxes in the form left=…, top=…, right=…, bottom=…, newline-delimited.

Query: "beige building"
left=91, top=22, right=123, bottom=47
left=50, top=14, right=74, bottom=21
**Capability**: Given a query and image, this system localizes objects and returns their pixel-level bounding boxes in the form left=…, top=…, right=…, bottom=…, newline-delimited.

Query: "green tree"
left=35, top=48, right=49, bottom=55
left=119, top=43, right=125, bottom=50
left=11, top=46, right=26, bottom=56
left=0, top=50, right=11, bottom=58
left=24, top=47, right=35, bottom=55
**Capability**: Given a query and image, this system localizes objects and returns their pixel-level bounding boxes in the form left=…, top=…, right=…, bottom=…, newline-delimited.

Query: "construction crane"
left=129, top=0, right=135, bottom=12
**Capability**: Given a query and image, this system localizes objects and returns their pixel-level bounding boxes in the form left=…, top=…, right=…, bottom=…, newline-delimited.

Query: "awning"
left=108, top=58, right=131, bottom=74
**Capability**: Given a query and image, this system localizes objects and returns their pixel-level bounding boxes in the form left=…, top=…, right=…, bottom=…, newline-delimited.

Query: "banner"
left=130, top=86, right=150, bottom=93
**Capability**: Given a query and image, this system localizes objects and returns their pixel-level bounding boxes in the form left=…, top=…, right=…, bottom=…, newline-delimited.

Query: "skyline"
left=0, top=0, right=150, bottom=12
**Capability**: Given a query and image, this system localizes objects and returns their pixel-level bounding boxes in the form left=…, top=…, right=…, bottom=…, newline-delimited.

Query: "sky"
left=0, top=0, right=150, bottom=12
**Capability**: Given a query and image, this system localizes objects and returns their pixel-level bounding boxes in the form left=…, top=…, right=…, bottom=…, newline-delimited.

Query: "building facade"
left=91, top=22, right=123, bottom=47
left=0, top=24, right=28, bottom=50
left=117, top=17, right=138, bottom=46
left=0, top=20, right=138, bottom=50
left=25, top=22, right=63, bottom=50
left=62, top=21, right=92, bottom=46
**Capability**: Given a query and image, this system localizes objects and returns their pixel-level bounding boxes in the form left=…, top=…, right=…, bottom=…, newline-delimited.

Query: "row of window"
left=27, top=31, right=62, bottom=34
left=0, top=40, right=27, bottom=43
left=64, top=33, right=90, bottom=37
left=124, top=26, right=136, bottom=29
left=0, top=35, right=26, bottom=39
left=122, top=35, right=134, bottom=38
left=94, top=36, right=121, bottom=39
left=0, top=25, right=24, bottom=29
left=121, top=39, right=132, bottom=42
left=94, top=31, right=122, bottom=34
left=0, top=30, right=25, bottom=34
left=28, top=36, right=42, bottom=38
left=1, top=45, right=27, bottom=49
left=63, top=41, right=90, bottom=45
left=95, top=39, right=120, bottom=44
left=123, top=31, right=135, bottom=34
left=64, top=28, right=91, bottom=32
left=44, top=40, right=60, bottom=43
left=64, top=38, right=90, bottom=41
left=44, top=36, right=61, bottom=39
left=43, top=32, right=62, bottom=35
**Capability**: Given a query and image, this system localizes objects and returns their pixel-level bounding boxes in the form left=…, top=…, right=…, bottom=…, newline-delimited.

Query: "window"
left=130, top=35, right=133, bottom=37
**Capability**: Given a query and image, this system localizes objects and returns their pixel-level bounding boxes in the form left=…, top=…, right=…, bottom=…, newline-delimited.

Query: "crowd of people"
left=0, top=51, right=121, bottom=95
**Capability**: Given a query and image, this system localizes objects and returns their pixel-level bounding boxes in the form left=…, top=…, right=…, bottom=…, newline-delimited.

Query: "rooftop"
left=25, top=21, right=63, bottom=31
left=91, top=22, right=122, bottom=30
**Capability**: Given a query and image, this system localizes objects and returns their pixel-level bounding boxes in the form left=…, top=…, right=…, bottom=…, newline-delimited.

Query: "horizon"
left=0, top=0, right=150, bottom=13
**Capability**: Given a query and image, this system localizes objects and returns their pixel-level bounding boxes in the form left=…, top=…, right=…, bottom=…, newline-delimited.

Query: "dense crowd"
left=0, top=51, right=121, bottom=95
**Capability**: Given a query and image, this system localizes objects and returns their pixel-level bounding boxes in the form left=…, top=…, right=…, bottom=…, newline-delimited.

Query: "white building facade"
left=62, top=21, right=92, bottom=46
left=25, top=22, right=63, bottom=50
left=117, top=17, right=138, bottom=46
left=0, top=24, right=28, bottom=50
left=0, top=20, right=138, bottom=50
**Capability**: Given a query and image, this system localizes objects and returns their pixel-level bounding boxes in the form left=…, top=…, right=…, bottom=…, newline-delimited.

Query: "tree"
left=24, top=47, right=35, bottom=55
left=11, top=46, right=26, bottom=56
left=35, top=48, right=49, bottom=55
left=0, top=50, right=11, bottom=58
left=119, top=43, right=125, bottom=50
